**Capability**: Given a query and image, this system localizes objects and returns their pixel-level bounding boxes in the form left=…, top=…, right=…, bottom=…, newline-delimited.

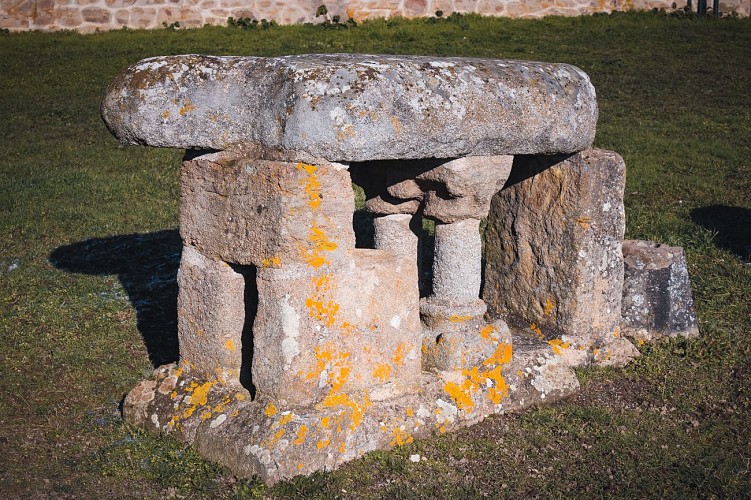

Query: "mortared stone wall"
left=1, top=0, right=749, bottom=33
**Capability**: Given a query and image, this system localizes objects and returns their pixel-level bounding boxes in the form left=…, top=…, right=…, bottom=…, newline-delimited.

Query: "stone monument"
left=101, top=53, right=696, bottom=483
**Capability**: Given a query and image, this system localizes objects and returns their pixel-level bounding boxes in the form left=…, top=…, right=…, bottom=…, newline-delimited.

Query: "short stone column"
left=373, top=213, right=419, bottom=258
left=420, top=218, right=486, bottom=325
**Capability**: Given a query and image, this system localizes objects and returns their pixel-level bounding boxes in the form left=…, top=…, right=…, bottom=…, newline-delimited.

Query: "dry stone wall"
left=2, top=0, right=749, bottom=33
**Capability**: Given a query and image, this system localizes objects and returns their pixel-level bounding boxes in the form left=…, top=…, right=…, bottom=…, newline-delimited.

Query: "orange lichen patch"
left=263, top=427, right=287, bottom=448
left=235, top=393, right=247, bottom=401
left=264, top=402, right=278, bottom=417
left=300, top=224, right=339, bottom=269
left=445, top=342, right=514, bottom=410
left=174, top=367, right=183, bottom=377
left=637, top=338, right=646, bottom=346
left=297, top=162, right=323, bottom=209
left=483, top=343, right=513, bottom=366
left=612, top=328, right=621, bottom=338
left=392, top=343, right=407, bottom=365
left=162, top=110, right=170, bottom=119
left=548, top=338, right=571, bottom=355
left=444, top=381, right=474, bottom=412
left=320, top=416, right=332, bottom=429
left=316, top=438, right=330, bottom=449
left=307, top=344, right=351, bottom=392
left=170, top=391, right=177, bottom=399
left=530, top=323, right=544, bottom=340
left=406, top=407, right=414, bottom=417
left=390, top=427, right=414, bottom=446
left=544, top=298, right=556, bottom=316
left=339, top=442, right=347, bottom=453
left=577, top=216, right=591, bottom=229
left=225, top=339, right=236, bottom=352
left=479, top=324, right=498, bottom=340
left=294, top=425, right=308, bottom=445
left=279, top=412, right=295, bottom=426
left=373, top=363, right=392, bottom=381
left=517, top=370, right=525, bottom=379
left=448, top=314, right=472, bottom=323
left=320, top=392, right=371, bottom=431
left=178, top=99, right=195, bottom=115
left=200, top=411, right=213, bottom=421
left=261, top=256, right=281, bottom=268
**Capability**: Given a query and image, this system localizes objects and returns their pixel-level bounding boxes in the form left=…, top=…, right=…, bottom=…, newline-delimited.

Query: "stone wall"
left=2, top=0, right=748, bottom=33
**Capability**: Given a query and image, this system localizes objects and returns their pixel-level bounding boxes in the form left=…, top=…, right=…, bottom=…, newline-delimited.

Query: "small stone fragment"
left=621, top=240, right=699, bottom=342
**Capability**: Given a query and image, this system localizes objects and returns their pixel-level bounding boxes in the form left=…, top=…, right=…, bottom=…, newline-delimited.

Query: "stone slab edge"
left=102, top=54, right=598, bottom=162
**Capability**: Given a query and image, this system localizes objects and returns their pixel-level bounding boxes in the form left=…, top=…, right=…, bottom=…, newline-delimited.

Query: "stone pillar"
left=177, top=245, right=246, bottom=381
left=420, top=218, right=486, bottom=325
left=373, top=213, right=419, bottom=258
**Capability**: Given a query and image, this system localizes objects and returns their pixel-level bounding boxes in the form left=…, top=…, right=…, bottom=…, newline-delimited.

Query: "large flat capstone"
left=101, top=54, right=598, bottom=161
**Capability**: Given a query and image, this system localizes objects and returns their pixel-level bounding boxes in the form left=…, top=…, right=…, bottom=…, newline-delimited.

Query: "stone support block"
left=621, top=240, right=699, bottom=342
left=177, top=245, right=245, bottom=379
left=483, top=149, right=638, bottom=366
left=180, top=151, right=355, bottom=268
left=252, top=250, right=422, bottom=407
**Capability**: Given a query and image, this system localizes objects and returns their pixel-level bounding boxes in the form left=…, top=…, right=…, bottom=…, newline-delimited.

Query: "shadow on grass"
left=49, top=229, right=181, bottom=367
left=690, top=205, right=751, bottom=261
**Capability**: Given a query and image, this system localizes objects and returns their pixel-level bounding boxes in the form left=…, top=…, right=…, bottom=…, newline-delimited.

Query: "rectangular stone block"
left=621, top=240, right=699, bottom=341
left=483, top=149, right=636, bottom=366
left=252, top=249, right=422, bottom=406
left=177, top=245, right=246, bottom=379
left=180, top=151, right=355, bottom=268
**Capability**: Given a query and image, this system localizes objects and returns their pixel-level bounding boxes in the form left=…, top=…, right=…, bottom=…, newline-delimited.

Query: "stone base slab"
left=124, top=332, right=579, bottom=484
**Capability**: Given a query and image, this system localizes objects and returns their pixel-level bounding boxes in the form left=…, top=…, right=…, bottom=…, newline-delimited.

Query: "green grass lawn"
left=1, top=11, right=750, bottom=498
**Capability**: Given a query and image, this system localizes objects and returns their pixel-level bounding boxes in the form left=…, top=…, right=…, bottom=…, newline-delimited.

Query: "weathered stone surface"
left=621, top=240, right=700, bottom=342
left=177, top=246, right=246, bottom=379
left=180, top=151, right=355, bottom=268
left=124, top=333, right=578, bottom=483
left=353, top=155, right=513, bottom=223
left=101, top=54, right=598, bottom=161
left=252, top=249, right=423, bottom=407
left=483, top=149, right=638, bottom=367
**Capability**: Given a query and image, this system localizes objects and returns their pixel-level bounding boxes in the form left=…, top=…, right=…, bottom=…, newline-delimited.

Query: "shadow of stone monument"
left=49, top=229, right=182, bottom=367
left=690, top=205, right=751, bottom=261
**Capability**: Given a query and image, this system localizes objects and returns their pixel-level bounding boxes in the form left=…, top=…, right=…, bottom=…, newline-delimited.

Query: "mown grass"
left=1, top=11, right=750, bottom=498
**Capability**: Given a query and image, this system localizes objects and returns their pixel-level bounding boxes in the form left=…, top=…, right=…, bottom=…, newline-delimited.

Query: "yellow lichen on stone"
left=530, top=323, right=544, bottom=339
left=443, top=381, right=474, bottom=412
left=294, top=425, right=308, bottom=445
left=178, top=99, right=195, bottom=115
left=548, top=338, right=571, bottom=355
left=373, top=363, right=392, bottom=381
left=261, top=256, right=281, bottom=268
left=264, top=402, right=278, bottom=417
left=390, top=427, right=413, bottom=446
left=448, top=314, right=472, bottom=323
left=225, top=339, right=236, bottom=352
left=544, top=298, right=556, bottom=316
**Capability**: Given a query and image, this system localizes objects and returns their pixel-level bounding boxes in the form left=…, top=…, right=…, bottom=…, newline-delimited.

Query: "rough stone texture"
left=252, top=249, right=423, bottom=407
left=180, top=150, right=355, bottom=268
left=101, top=54, right=599, bottom=160
left=430, top=218, right=483, bottom=304
left=355, top=155, right=513, bottom=223
left=483, top=149, right=638, bottom=367
left=2, top=1, right=748, bottom=33
left=621, top=240, right=700, bottom=342
left=124, top=331, right=579, bottom=484
left=373, top=213, right=419, bottom=258
left=177, top=245, right=246, bottom=379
